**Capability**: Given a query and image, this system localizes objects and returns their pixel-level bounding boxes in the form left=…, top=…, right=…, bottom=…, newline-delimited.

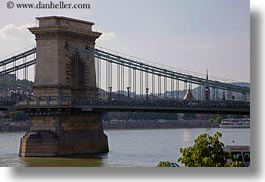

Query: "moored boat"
left=224, top=145, right=250, bottom=167
left=220, top=118, right=250, bottom=128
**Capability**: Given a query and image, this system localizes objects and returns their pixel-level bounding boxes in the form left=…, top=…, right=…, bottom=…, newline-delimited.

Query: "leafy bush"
left=157, top=161, right=172, bottom=167
left=178, top=132, right=243, bottom=167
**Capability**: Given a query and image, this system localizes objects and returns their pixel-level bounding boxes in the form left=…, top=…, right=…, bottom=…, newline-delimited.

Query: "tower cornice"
left=29, top=27, right=101, bottom=42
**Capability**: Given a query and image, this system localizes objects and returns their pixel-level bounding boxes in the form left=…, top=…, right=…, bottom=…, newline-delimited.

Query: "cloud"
left=96, top=31, right=130, bottom=53
left=0, top=24, right=123, bottom=59
left=97, top=32, right=117, bottom=45
left=96, top=32, right=119, bottom=49
left=0, top=23, right=35, bottom=58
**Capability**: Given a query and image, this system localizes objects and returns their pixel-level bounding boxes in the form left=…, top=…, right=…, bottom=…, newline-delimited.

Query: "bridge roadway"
left=74, top=99, right=249, bottom=115
left=16, top=98, right=250, bottom=115
left=0, top=98, right=17, bottom=111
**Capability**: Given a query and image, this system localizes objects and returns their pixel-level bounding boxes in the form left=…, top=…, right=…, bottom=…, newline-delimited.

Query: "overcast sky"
left=0, top=0, right=250, bottom=82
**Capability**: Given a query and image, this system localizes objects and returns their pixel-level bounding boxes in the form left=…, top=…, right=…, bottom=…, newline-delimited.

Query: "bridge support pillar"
left=19, top=16, right=108, bottom=157
left=19, top=112, right=109, bottom=157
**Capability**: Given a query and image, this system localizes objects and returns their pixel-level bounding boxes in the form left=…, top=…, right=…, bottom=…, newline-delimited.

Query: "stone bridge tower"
left=30, top=16, right=100, bottom=99
left=19, top=16, right=109, bottom=157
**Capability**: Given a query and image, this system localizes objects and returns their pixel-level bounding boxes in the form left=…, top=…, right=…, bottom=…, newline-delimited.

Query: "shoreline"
left=1, top=119, right=250, bottom=132
left=102, top=120, right=220, bottom=130
left=0, top=120, right=222, bottom=132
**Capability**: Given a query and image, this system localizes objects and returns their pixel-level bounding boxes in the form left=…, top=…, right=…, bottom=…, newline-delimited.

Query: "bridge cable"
left=171, top=78, right=174, bottom=99
left=158, top=75, right=161, bottom=99
left=133, top=68, right=136, bottom=98
left=67, top=44, right=249, bottom=94
left=164, top=76, right=167, bottom=100
left=122, top=63, right=124, bottom=96
left=105, top=61, right=106, bottom=98
left=176, top=79, right=178, bottom=99
left=152, top=74, right=155, bottom=97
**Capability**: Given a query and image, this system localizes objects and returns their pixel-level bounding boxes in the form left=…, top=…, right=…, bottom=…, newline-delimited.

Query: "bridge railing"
left=0, top=97, right=17, bottom=107
left=71, top=99, right=250, bottom=109
left=18, top=96, right=71, bottom=107
left=16, top=95, right=250, bottom=110
left=14, top=95, right=250, bottom=114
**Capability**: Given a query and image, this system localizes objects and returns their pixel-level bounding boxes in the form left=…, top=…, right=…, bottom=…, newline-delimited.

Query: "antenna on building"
left=205, top=69, right=210, bottom=101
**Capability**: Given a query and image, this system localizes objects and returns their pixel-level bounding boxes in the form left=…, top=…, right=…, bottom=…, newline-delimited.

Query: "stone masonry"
left=29, top=16, right=101, bottom=99
left=19, top=16, right=109, bottom=157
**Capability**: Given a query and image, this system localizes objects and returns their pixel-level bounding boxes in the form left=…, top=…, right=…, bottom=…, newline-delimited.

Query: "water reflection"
left=0, top=129, right=250, bottom=167
left=182, top=129, right=193, bottom=142
left=21, top=154, right=106, bottom=167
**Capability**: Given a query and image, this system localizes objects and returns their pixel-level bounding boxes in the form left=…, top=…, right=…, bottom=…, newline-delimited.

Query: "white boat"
left=220, top=118, right=250, bottom=128
left=224, top=145, right=250, bottom=167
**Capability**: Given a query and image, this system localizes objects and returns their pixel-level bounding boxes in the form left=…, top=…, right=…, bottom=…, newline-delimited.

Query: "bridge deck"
left=16, top=99, right=250, bottom=115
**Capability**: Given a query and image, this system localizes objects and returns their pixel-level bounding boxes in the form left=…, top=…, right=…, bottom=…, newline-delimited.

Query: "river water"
left=0, top=128, right=250, bottom=167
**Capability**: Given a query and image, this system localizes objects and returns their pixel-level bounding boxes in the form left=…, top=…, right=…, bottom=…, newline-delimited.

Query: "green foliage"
left=156, top=133, right=245, bottom=167
left=182, top=113, right=197, bottom=120
left=224, top=160, right=244, bottom=167
left=216, top=115, right=223, bottom=123
left=9, top=111, right=28, bottom=121
left=157, top=161, right=171, bottom=167
left=0, top=77, right=33, bottom=90
left=228, top=161, right=244, bottom=167
left=178, top=132, right=236, bottom=167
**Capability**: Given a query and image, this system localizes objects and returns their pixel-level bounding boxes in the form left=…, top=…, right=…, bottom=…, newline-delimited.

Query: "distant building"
left=205, top=70, right=210, bottom=101
left=183, top=87, right=195, bottom=101
left=181, top=85, right=197, bottom=120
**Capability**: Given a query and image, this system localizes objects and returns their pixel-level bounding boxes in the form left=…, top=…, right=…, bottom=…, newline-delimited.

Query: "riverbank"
left=0, top=119, right=220, bottom=132
left=0, top=120, right=29, bottom=132
left=102, top=120, right=220, bottom=130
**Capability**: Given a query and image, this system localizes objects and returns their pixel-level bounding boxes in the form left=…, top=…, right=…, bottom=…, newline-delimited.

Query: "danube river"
left=0, top=128, right=250, bottom=167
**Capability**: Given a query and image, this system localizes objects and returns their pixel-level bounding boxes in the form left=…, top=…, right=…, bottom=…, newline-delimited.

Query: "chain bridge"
left=0, top=16, right=250, bottom=157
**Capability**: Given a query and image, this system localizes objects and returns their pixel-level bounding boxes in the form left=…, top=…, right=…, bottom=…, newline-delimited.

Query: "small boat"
left=224, top=145, right=250, bottom=167
left=220, top=118, right=250, bottom=128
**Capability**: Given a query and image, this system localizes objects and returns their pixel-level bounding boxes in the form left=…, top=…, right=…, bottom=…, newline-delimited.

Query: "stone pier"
left=19, top=113, right=108, bottom=157
left=19, top=16, right=109, bottom=157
